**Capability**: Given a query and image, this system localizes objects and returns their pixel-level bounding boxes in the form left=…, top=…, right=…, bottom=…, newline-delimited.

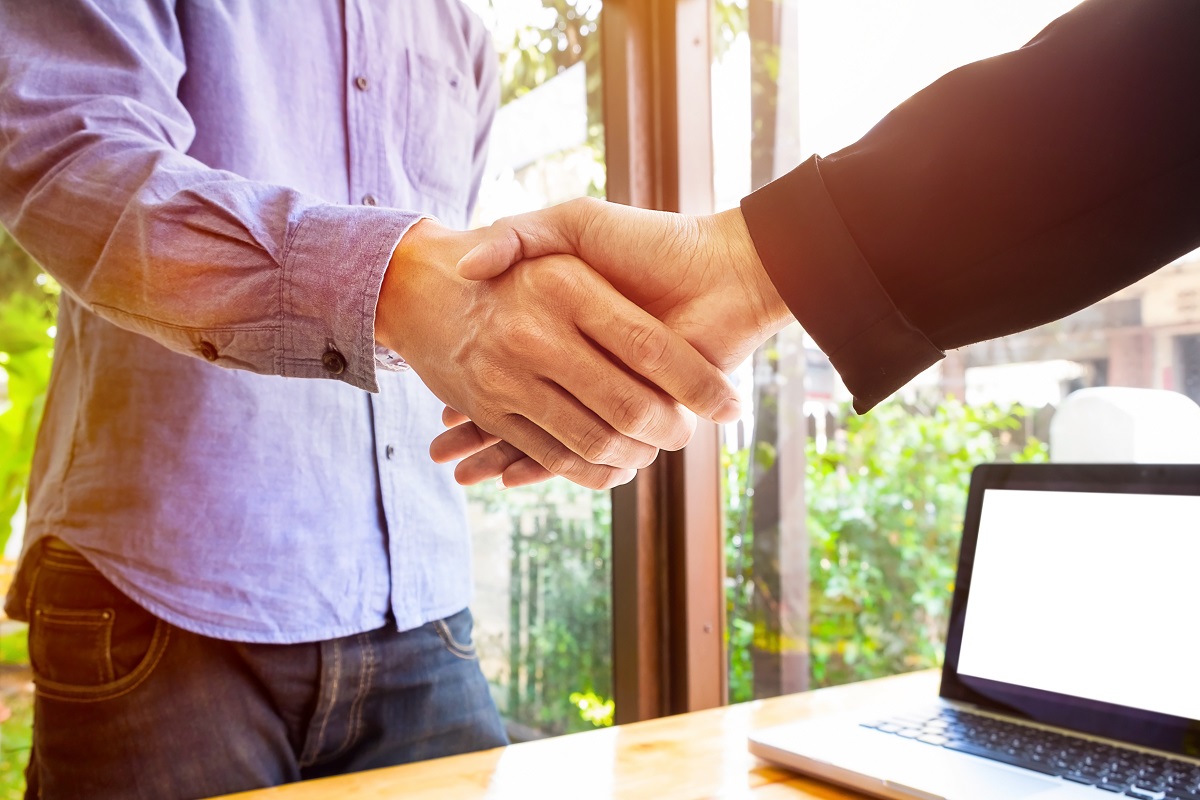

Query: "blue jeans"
left=13, top=539, right=507, bottom=800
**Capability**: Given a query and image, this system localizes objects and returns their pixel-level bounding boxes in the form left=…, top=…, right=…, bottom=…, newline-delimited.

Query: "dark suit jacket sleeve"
left=740, top=0, right=1200, bottom=413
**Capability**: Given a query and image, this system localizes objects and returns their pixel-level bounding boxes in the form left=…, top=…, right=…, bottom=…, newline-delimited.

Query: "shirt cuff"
left=374, top=343, right=410, bottom=372
left=281, top=204, right=423, bottom=391
left=740, top=155, right=945, bottom=413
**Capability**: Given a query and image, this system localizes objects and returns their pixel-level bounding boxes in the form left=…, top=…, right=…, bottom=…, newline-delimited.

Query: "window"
left=461, top=0, right=614, bottom=740
left=712, top=0, right=1200, bottom=703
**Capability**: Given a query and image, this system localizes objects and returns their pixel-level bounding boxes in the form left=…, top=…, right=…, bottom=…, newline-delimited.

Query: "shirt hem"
left=21, top=528, right=470, bottom=645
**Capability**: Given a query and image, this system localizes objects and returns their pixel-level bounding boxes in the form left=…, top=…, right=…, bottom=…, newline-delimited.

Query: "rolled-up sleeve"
left=0, top=0, right=419, bottom=391
left=742, top=0, right=1200, bottom=412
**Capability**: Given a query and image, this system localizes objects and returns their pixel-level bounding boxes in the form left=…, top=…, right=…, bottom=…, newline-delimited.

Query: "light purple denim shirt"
left=0, top=1, right=499, bottom=642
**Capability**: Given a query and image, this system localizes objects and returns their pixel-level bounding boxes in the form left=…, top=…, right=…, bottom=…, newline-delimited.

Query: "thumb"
left=456, top=227, right=523, bottom=280
left=458, top=199, right=595, bottom=280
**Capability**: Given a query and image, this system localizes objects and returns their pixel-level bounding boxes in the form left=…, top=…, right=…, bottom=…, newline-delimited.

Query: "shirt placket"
left=345, top=0, right=419, bottom=620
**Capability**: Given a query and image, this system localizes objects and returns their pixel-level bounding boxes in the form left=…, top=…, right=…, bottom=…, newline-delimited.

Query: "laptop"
left=749, top=462, right=1200, bottom=800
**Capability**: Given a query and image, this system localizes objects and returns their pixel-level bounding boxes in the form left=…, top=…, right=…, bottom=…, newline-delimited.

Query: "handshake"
left=375, top=197, right=795, bottom=491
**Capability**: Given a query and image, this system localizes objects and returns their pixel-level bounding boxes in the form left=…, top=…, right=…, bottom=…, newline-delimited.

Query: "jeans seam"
left=327, top=631, right=374, bottom=762
left=433, top=618, right=476, bottom=660
left=300, top=638, right=341, bottom=768
left=22, top=559, right=43, bottom=622
left=33, top=623, right=171, bottom=704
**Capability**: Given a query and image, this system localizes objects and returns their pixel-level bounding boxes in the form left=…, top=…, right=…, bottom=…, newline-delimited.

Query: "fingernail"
left=713, top=397, right=742, bottom=424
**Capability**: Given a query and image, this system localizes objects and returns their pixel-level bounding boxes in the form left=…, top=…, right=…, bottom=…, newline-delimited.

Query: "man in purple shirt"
left=0, top=2, right=737, bottom=797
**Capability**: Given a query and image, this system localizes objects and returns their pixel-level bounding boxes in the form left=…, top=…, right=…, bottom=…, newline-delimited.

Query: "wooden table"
left=218, top=670, right=940, bottom=800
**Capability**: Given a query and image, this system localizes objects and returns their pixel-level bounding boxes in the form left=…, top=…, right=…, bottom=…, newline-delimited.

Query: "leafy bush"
left=725, top=398, right=1048, bottom=700
left=807, top=400, right=1047, bottom=686
left=467, top=479, right=613, bottom=738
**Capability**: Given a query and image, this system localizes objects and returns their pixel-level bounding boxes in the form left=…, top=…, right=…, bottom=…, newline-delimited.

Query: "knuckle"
left=533, top=258, right=584, bottom=298
left=469, top=398, right=503, bottom=426
left=496, top=317, right=542, bottom=357
left=575, top=424, right=623, bottom=466
left=539, top=446, right=577, bottom=478
left=623, top=323, right=672, bottom=376
left=610, top=390, right=659, bottom=439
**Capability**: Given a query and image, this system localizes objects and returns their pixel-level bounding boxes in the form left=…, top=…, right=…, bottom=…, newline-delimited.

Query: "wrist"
left=376, top=218, right=465, bottom=359
left=709, top=207, right=794, bottom=340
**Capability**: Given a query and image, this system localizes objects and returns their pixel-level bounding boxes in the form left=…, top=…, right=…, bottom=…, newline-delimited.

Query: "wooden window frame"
left=601, top=0, right=727, bottom=723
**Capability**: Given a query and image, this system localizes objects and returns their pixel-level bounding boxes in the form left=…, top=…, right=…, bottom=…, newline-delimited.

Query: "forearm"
left=743, top=0, right=1200, bottom=411
left=0, top=0, right=418, bottom=390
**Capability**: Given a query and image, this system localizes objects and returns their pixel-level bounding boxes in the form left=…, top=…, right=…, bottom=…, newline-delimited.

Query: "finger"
left=506, top=259, right=712, bottom=451
left=451, top=440, right=535, bottom=485
left=457, top=199, right=593, bottom=280
left=453, top=441, right=629, bottom=490
left=530, top=332, right=698, bottom=455
left=457, top=231, right=525, bottom=280
left=486, top=413, right=638, bottom=491
left=430, top=420, right=500, bottom=464
left=442, top=406, right=470, bottom=427
left=569, top=269, right=742, bottom=426
left=438, top=274, right=668, bottom=471
left=492, top=363, right=661, bottom=469
left=501, top=457, right=562, bottom=488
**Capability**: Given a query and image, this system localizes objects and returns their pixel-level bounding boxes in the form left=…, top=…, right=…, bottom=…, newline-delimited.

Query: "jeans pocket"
left=432, top=610, right=478, bottom=661
left=28, top=541, right=170, bottom=703
left=30, top=606, right=116, bottom=685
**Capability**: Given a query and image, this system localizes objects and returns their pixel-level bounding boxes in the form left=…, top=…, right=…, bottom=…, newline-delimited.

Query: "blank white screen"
left=956, top=488, right=1200, bottom=721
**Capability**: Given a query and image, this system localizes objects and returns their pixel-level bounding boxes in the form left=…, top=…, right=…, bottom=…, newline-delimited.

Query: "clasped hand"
left=381, top=199, right=792, bottom=490
left=376, top=212, right=775, bottom=490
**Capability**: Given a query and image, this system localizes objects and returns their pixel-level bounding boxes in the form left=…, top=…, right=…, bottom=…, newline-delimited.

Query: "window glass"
left=461, top=0, right=613, bottom=739
left=713, top=0, right=1200, bottom=702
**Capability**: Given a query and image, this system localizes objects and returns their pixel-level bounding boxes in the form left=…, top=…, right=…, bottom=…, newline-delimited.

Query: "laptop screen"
left=940, top=464, right=1200, bottom=758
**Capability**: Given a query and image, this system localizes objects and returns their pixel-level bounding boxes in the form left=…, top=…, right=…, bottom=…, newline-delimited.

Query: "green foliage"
left=484, top=0, right=606, bottom=197
left=0, top=682, right=32, bottom=800
left=805, top=399, right=1047, bottom=687
left=569, top=690, right=614, bottom=728
left=723, top=397, right=1049, bottom=700
left=0, top=228, right=57, bottom=556
left=722, top=436, right=774, bottom=703
left=469, top=478, right=614, bottom=737
left=714, top=0, right=749, bottom=61
left=0, top=627, right=27, bottom=667
left=486, top=0, right=750, bottom=201
left=489, top=0, right=600, bottom=106
left=0, top=622, right=30, bottom=798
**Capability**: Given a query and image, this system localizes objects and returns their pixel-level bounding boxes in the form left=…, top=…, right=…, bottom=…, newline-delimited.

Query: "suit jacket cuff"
left=741, top=155, right=944, bottom=413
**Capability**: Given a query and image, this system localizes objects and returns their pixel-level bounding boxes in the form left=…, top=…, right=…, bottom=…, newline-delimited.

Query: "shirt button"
left=198, top=341, right=218, bottom=361
left=361, top=194, right=377, bottom=206
left=354, top=75, right=369, bottom=91
left=385, top=445, right=395, bottom=460
left=321, top=349, right=346, bottom=375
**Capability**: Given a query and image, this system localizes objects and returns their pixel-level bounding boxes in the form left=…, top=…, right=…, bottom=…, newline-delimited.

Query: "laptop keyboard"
left=862, top=707, right=1200, bottom=798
